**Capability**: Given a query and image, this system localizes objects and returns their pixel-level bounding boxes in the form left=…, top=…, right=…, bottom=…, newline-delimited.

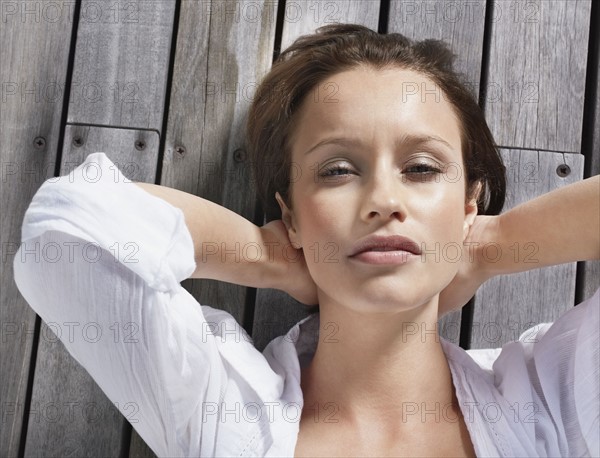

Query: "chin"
left=315, top=267, right=454, bottom=314
left=331, top=286, right=441, bottom=316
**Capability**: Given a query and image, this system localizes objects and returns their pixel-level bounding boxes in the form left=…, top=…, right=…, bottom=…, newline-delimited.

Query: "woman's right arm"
left=134, top=183, right=319, bottom=304
left=13, top=152, right=302, bottom=455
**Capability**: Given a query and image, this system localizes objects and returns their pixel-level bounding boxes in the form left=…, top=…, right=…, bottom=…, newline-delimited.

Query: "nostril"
left=368, top=210, right=403, bottom=219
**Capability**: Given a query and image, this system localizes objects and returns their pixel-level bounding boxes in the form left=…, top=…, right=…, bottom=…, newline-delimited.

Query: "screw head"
left=72, top=136, right=84, bottom=148
left=33, top=136, right=46, bottom=150
left=233, top=148, right=246, bottom=162
left=135, top=140, right=146, bottom=151
left=174, top=145, right=186, bottom=158
left=556, top=164, right=571, bottom=177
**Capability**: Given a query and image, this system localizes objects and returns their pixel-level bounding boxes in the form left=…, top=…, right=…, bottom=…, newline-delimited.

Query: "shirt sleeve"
left=12, top=153, right=282, bottom=457
left=491, top=287, right=600, bottom=457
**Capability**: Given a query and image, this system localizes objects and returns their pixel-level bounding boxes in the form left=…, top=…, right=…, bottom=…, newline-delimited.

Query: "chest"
left=294, top=414, right=477, bottom=457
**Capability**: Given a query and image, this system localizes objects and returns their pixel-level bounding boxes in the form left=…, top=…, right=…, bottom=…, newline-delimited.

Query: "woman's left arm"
left=480, top=174, right=600, bottom=275
left=438, top=175, right=600, bottom=316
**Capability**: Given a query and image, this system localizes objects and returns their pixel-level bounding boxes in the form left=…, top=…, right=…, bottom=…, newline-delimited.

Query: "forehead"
left=290, top=66, right=462, bottom=156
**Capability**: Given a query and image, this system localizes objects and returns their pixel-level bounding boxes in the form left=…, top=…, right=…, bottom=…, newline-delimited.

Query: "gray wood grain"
left=23, top=127, right=159, bottom=455
left=61, top=125, right=159, bottom=181
left=470, top=149, right=585, bottom=349
left=67, top=0, right=176, bottom=131
left=23, top=330, right=125, bottom=457
left=129, top=431, right=157, bottom=458
left=484, top=0, right=591, bottom=153
left=388, top=0, right=487, bottom=98
left=0, top=7, right=74, bottom=456
left=280, top=0, right=381, bottom=50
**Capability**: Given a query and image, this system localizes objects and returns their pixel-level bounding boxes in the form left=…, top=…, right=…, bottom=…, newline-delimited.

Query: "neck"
left=301, top=290, right=456, bottom=427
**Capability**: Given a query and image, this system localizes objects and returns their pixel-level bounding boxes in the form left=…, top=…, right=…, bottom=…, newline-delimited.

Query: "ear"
left=275, top=192, right=302, bottom=248
left=463, top=182, right=482, bottom=240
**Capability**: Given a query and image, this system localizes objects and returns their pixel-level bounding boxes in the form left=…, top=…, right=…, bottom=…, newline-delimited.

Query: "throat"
left=300, top=318, right=456, bottom=423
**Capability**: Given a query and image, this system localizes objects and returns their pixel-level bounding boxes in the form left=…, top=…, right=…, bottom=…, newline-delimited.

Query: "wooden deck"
left=2, top=0, right=599, bottom=456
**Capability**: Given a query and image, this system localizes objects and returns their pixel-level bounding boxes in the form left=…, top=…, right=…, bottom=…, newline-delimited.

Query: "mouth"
left=349, top=234, right=421, bottom=265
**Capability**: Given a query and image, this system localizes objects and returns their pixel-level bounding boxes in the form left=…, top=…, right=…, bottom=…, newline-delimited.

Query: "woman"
left=13, top=25, right=599, bottom=456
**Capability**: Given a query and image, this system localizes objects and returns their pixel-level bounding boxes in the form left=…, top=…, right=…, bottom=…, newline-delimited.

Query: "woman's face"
left=277, top=66, right=478, bottom=314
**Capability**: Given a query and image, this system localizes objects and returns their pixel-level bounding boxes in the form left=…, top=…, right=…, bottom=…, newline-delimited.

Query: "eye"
left=403, top=162, right=443, bottom=176
left=405, top=163, right=442, bottom=173
left=319, top=164, right=354, bottom=178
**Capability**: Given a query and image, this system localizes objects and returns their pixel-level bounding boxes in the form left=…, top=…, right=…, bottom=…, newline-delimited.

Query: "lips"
left=349, top=234, right=422, bottom=257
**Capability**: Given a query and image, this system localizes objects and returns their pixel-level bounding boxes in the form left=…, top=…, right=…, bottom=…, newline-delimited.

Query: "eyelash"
left=405, top=163, right=444, bottom=175
left=320, top=165, right=353, bottom=177
left=319, top=163, right=443, bottom=178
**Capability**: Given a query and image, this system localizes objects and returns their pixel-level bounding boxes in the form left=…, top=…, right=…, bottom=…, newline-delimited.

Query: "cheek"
left=293, top=175, right=352, bottom=238
left=411, top=185, right=467, bottom=240
left=296, top=193, right=344, bottom=242
left=293, top=199, right=343, bottom=281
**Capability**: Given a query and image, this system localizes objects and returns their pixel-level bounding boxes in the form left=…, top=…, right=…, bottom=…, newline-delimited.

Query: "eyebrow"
left=303, top=134, right=455, bottom=156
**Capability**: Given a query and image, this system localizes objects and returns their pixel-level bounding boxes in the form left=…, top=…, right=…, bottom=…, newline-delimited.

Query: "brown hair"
left=247, top=24, right=506, bottom=220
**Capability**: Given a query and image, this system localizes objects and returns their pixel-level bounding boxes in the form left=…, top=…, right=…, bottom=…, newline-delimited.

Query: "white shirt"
left=13, top=152, right=599, bottom=457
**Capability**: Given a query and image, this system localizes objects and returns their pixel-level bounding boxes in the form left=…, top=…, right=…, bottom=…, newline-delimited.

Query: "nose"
left=360, top=168, right=407, bottom=222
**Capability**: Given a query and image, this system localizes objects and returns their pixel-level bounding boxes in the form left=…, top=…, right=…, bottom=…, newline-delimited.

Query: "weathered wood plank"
left=23, top=327, right=125, bottom=457
left=0, top=4, right=74, bottom=455
left=484, top=0, right=591, bottom=152
left=61, top=125, right=160, bottom=180
left=24, top=127, right=159, bottom=455
left=388, top=0, right=487, bottom=98
left=67, top=0, right=176, bottom=131
left=129, top=429, right=156, bottom=458
left=280, top=0, right=381, bottom=50
left=470, top=149, right=585, bottom=349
